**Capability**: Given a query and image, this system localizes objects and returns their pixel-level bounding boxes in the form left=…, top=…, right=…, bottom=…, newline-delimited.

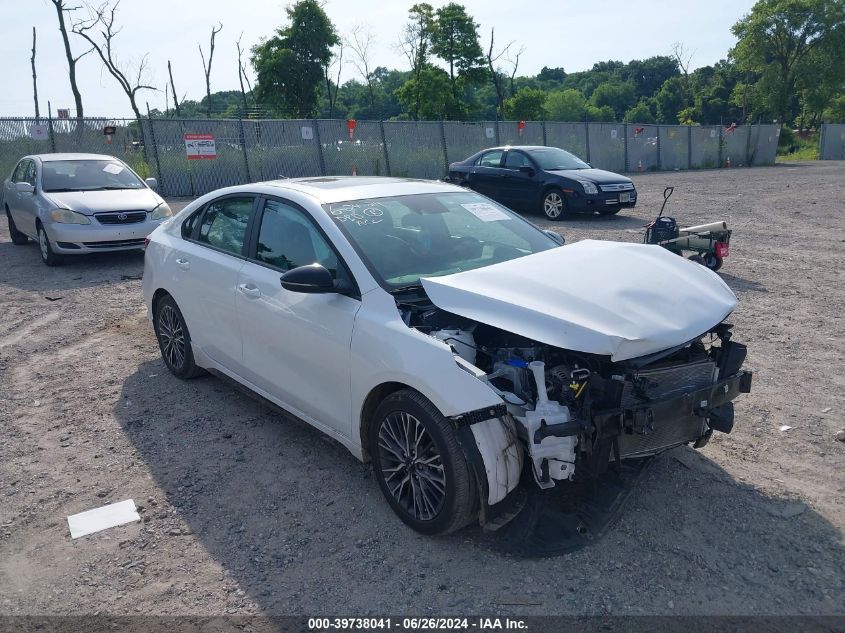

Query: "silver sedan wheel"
left=544, top=191, right=564, bottom=219
left=158, top=304, right=186, bottom=369
left=38, top=228, right=49, bottom=260
left=377, top=411, right=446, bottom=522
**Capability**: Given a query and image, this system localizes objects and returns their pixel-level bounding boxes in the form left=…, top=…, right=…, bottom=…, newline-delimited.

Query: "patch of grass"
left=777, top=130, right=819, bottom=162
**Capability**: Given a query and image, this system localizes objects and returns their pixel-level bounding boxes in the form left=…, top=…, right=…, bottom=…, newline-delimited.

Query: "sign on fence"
left=184, top=133, right=216, bottom=160
left=57, top=109, right=70, bottom=119
left=29, top=124, right=48, bottom=140
left=301, top=126, right=314, bottom=140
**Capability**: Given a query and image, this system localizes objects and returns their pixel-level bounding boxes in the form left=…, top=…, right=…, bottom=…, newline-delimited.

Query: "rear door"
left=465, top=150, right=505, bottom=200
left=236, top=197, right=361, bottom=437
left=168, top=194, right=257, bottom=373
left=7, top=160, right=36, bottom=236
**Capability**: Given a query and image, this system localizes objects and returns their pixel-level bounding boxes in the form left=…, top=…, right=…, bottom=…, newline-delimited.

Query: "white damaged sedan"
left=142, top=177, right=752, bottom=536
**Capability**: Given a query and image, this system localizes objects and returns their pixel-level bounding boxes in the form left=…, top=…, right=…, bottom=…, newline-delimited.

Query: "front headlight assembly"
left=151, top=202, right=173, bottom=220
left=579, top=181, right=598, bottom=195
left=50, top=209, right=91, bottom=224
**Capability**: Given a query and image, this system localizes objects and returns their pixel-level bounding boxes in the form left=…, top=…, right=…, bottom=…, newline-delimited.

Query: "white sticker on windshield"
left=103, top=163, right=124, bottom=174
left=461, top=203, right=510, bottom=222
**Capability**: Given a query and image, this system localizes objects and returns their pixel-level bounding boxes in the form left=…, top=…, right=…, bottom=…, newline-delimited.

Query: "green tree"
left=731, top=0, right=845, bottom=123
left=543, top=88, right=587, bottom=121
left=399, top=3, right=435, bottom=119
left=430, top=3, right=486, bottom=102
left=251, top=0, right=339, bottom=117
left=654, top=77, right=687, bottom=123
left=395, top=64, right=455, bottom=119
left=590, top=81, right=636, bottom=119
left=823, top=94, right=845, bottom=121
left=622, top=56, right=680, bottom=100
left=503, top=87, right=546, bottom=120
left=623, top=99, right=656, bottom=123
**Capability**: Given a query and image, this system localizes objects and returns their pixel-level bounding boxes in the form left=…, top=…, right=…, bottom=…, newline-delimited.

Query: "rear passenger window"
left=196, top=196, right=253, bottom=256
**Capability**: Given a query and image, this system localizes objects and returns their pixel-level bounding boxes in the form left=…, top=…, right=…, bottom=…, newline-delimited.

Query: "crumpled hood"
left=44, top=189, right=162, bottom=215
left=420, top=240, right=737, bottom=362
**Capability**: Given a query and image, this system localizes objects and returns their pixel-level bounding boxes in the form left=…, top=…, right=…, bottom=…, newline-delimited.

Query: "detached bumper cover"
left=594, top=370, right=752, bottom=457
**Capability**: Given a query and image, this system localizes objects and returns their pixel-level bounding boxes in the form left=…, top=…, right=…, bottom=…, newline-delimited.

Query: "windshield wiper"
left=389, top=283, right=424, bottom=294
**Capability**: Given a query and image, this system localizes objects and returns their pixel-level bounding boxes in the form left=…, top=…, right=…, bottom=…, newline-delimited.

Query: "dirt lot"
left=0, top=162, right=843, bottom=617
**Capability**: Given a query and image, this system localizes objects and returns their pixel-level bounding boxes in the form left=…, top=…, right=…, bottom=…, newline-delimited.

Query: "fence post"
left=623, top=123, right=629, bottom=172
left=542, top=121, right=547, bottom=146
left=494, top=120, right=500, bottom=146
left=379, top=120, right=391, bottom=177
left=745, top=124, right=753, bottom=167
left=439, top=121, right=449, bottom=176
left=145, top=107, right=164, bottom=194
left=818, top=123, right=826, bottom=160
left=238, top=117, right=251, bottom=182
left=687, top=125, right=692, bottom=169
left=46, top=102, right=56, bottom=152
left=718, top=126, right=723, bottom=168
left=584, top=121, right=591, bottom=164
left=313, top=119, right=327, bottom=176
left=656, top=125, right=662, bottom=171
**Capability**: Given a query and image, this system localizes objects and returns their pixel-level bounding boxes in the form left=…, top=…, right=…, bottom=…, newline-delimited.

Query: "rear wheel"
left=154, top=294, right=204, bottom=379
left=37, top=224, right=63, bottom=266
left=541, top=189, right=566, bottom=221
left=369, top=389, right=477, bottom=535
left=6, top=209, right=28, bottom=245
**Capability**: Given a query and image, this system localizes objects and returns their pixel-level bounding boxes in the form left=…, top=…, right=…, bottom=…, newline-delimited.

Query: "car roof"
left=25, top=153, right=120, bottom=162
left=482, top=146, right=559, bottom=153
left=248, top=176, right=461, bottom=204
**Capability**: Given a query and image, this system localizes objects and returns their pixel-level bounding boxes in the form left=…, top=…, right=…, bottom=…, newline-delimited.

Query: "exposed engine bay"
left=396, top=289, right=753, bottom=496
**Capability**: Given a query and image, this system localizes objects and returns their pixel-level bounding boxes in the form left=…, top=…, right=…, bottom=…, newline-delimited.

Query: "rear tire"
left=369, top=389, right=477, bottom=535
left=541, top=189, right=567, bottom=221
left=153, top=294, right=204, bottom=379
left=6, top=209, right=28, bottom=245
left=37, top=224, right=63, bottom=266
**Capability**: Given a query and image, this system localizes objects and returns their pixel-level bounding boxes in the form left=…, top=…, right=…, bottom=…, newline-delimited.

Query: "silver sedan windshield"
left=325, top=191, right=558, bottom=287
left=41, top=160, right=145, bottom=193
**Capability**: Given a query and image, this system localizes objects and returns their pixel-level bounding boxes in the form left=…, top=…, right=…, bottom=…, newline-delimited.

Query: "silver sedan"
left=2, top=153, right=173, bottom=266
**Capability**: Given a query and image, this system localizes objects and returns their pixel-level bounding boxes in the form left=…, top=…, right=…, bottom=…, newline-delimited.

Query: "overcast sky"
left=1, top=0, right=756, bottom=118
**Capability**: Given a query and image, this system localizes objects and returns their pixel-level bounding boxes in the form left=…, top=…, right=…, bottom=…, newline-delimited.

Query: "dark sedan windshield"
left=527, top=148, right=589, bottom=171
left=41, top=160, right=145, bottom=192
left=325, top=192, right=559, bottom=288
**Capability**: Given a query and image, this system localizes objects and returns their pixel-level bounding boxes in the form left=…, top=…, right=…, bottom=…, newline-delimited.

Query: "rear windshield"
left=41, top=160, right=145, bottom=192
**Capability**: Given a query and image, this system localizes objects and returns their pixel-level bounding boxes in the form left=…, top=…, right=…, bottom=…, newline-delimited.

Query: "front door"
left=501, top=150, right=539, bottom=209
left=236, top=197, right=361, bottom=437
left=8, top=160, right=37, bottom=236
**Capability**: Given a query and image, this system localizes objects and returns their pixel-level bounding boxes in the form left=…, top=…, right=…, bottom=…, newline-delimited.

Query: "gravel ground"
left=0, top=162, right=843, bottom=617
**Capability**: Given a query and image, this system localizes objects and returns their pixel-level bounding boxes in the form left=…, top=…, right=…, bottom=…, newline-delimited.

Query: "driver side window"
left=503, top=151, right=531, bottom=170
left=254, top=199, right=340, bottom=276
left=12, top=160, right=30, bottom=183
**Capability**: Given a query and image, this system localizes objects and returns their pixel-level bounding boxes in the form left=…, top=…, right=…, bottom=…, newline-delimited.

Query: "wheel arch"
left=359, top=381, right=417, bottom=463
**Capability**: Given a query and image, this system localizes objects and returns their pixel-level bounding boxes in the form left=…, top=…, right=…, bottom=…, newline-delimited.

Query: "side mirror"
left=15, top=182, right=34, bottom=194
left=280, top=263, right=336, bottom=294
left=544, top=230, right=565, bottom=246
left=145, top=177, right=158, bottom=190
left=518, top=165, right=535, bottom=176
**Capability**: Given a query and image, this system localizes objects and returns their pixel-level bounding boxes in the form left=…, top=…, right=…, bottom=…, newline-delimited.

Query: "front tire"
left=37, top=224, right=63, bottom=266
left=154, top=294, right=204, bottom=379
left=541, top=188, right=567, bottom=221
left=369, top=389, right=477, bottom=535
left=6, top=209, right=28, bottom=245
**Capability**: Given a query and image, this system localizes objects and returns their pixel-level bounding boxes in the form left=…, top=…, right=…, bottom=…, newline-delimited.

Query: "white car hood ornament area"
left=421, top=240, right=738, bottom=362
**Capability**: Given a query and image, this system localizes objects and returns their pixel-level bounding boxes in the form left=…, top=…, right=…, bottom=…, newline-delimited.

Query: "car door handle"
left=175, top=258, right=190, bottom=270
left=238, top=283, right=261, bottom=299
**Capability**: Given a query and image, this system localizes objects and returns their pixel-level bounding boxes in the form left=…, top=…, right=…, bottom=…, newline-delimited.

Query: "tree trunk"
left=52, top=1, right=83, bottom=117
left=31, top=27, right=40, bottom=120
left=168, top=60, right=181, bottom=117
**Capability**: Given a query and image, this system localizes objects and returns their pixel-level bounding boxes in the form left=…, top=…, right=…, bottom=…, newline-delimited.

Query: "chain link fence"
left=820, top=124, right=845, bottom=160
left=0, top=116, right=782, bottom=198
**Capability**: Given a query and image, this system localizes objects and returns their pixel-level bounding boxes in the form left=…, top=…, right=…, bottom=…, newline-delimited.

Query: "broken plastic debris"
left=821, top=407, right=832, bottom=414
left=779, top=425, right=792, bottom=432
left=67, top=499, right=139, bottom=539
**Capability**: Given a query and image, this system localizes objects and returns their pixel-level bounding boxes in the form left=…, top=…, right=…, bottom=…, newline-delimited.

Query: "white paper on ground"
left=67, top=499, right=140, bottom=539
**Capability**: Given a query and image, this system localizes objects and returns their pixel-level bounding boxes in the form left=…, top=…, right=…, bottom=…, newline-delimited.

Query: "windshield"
left=41, top=160, right=145, bottom=192
left=325, top=192, right=559, bottom=288
left=528, top=148, right=589, bottom=171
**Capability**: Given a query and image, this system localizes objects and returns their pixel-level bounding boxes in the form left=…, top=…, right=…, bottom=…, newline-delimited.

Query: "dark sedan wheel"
left=370, top=389, right=477, bottom=535
left=154, top=294, right=204, bottom=379
left=37, top=224, right=63, bottom=266
left=6, top=209, right=28, bottom=245
left=541, top=189, right=567, bottom=221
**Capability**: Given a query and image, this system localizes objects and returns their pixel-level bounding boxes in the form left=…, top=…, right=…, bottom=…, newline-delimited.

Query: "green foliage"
left=543, top=89, right=587, bottom=121
left=823, top=94, right=845, bottom=121
left=590, top=81, right=637, bottom=120
left=430, top=3, right=485, bottom=85
left=395, top=64, right=455, bottom=120
left=504, top=87, right=546, bottom=120
left=655, top=77, right=686, bottom=124
left=776, top=129, right=820, bottom=159
left=623, top=99, right=656, bottom=123
left=251, top=0, right=339, bottom=117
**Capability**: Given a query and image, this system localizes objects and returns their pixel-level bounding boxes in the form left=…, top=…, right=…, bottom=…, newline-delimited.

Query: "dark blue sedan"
left=447, top=146, right=637, bottom=220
